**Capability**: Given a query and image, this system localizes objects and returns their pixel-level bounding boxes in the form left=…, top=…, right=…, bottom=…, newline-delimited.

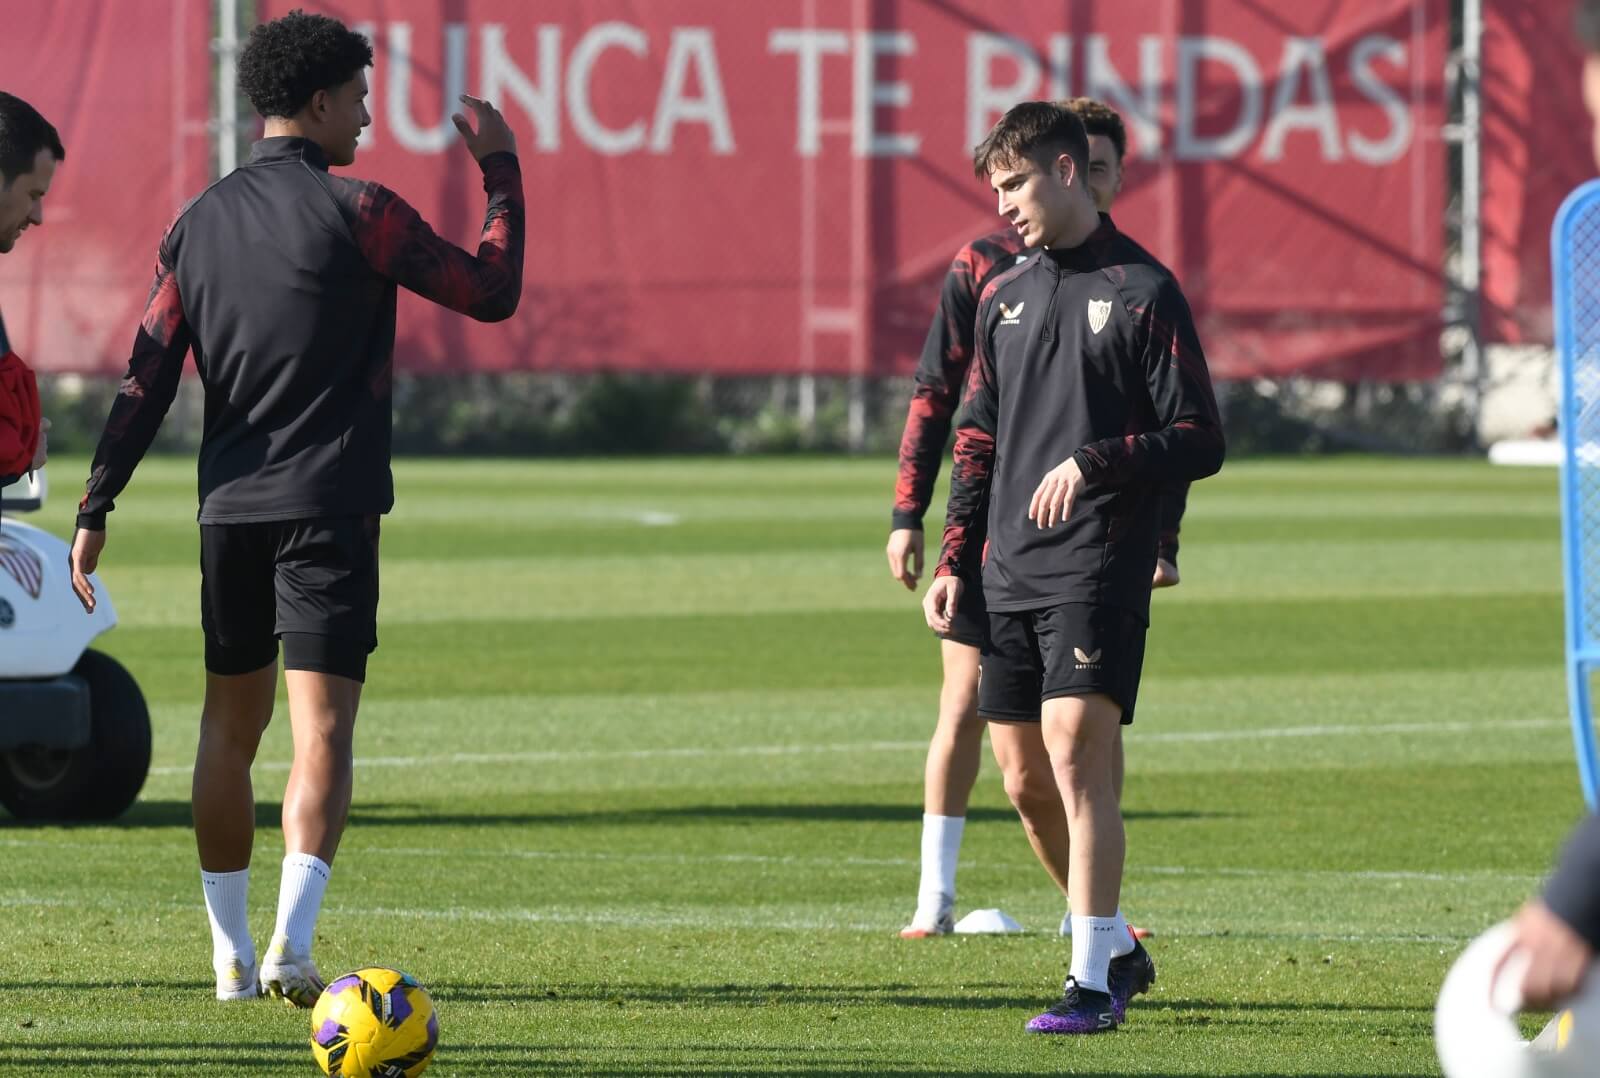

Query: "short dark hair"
left=238, top=9, right=373, bottom=119
left=1062, top=97, right=1127, bottom=163
left=972, top=101, right=1089, bottom=182
left=0, top=92, right=64, bottom=188
left=1579, top=0, right=1600, bottom=52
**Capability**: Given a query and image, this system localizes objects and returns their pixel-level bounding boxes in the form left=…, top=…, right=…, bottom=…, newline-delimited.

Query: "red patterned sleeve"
left=353, top=152, right=524, bottom=322
left=893, top=245, right=982, bottom=530
left=1072, top=277, right=1224, bottom=489
left=77, top=238, right=192, bottom=529
left=936, top=286, right=1000, bottom=579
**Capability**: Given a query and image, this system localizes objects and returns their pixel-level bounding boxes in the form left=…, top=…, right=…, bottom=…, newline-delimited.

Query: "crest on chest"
left=1087, top=298, right=1112, bottom=335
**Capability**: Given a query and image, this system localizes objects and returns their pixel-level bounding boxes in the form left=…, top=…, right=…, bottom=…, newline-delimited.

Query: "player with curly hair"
left=69, top=9, right=526, bottom=1004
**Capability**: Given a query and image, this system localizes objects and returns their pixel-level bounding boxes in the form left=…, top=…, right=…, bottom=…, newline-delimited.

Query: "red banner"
left=6, top=1, right=1446, bottom=381
left=0, top=0, right=212, bottom=375
left=1481, top=1, right=1593, bottom=344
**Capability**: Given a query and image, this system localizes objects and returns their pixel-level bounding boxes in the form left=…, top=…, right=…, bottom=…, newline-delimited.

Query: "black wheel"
left=0, top=650, right=152, bottom=821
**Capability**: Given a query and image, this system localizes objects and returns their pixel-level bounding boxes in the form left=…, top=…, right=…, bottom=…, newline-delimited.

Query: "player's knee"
left=938, top=669, right=981, bottom=714
left=1048, top=740, right=1115, bottom=795
left=1001, top=761, right=1057, bottom=818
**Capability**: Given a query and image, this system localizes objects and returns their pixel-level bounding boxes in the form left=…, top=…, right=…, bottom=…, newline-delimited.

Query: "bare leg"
left=922, top=640, right=984, bottom=815
left=988, top=721, right=1071, bottom=896
left=281, top=670, right=362, bottom=864
left=1041, top=693, right=1125, bottom=917
left=193, top=663, right=277, bottom=871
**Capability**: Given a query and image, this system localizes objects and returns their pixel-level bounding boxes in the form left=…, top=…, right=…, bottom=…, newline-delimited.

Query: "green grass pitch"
left=0, top=455, right=1581, bottom=1075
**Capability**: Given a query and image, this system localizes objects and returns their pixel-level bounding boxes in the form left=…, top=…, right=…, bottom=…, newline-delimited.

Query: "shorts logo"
left=1087, top=299, right=1112, bottom=335
left=1074, top=646, right=1102, bottom=669
left=999, top=301, right=1025, bottom=326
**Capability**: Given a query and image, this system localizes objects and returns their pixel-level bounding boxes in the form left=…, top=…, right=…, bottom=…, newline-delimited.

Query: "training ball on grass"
left=310, top=967, right=438, bottom=1078
left=1434, top=921, right=1600, bottom=1078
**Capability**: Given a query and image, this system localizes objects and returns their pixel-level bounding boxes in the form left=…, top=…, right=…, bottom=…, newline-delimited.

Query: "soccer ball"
left=310, top=967, right=438, bottom=1078
left=1435, top=921, right=1600, bottom=1078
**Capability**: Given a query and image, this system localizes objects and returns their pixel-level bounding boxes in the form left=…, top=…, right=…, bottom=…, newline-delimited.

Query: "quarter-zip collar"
left=247, top=136, right=331, bottom=171
left=1042, top=215, right=1119, bottom=275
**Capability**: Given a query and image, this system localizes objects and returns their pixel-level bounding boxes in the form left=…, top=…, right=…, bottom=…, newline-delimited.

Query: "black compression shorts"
left=199, top=515, right=381, bottom=682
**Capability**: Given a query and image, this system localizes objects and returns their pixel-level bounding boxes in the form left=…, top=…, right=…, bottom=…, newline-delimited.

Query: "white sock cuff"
left=201, top=867, right=253, bottom=966
left=1069, top=914, right=1122, bottom=993
left=283, top=852, right=331, bottom=880
left=918, top=814, right=965, bottom=911
left=276, top=853, right=333, bottom=954
left=1111, top=908, right=1136, bottom=956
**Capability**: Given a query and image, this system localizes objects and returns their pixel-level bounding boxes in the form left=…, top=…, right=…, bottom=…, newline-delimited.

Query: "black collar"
left=247, top=137, right=331, bottom=171
left=1043, top=215, right=1119, bottom=272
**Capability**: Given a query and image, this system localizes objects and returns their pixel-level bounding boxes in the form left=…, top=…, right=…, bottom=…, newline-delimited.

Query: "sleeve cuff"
left=76, top=510, right=107, bottom=531
left=1071, top=449, right=1102, bottom=485
left=478, top=151, right=520, bottom=173
left=890, top=510, right=924, bottom=532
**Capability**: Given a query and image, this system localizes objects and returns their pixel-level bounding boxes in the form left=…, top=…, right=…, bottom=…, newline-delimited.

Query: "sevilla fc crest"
left=1087, top=299, right=1112, bottom=335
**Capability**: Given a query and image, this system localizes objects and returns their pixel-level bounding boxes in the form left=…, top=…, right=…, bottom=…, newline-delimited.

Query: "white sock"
left=1111, top=909, right=1136, bottom=957
left=201, top=868, right=254, bottom=969
left=273, top=853, right=331, bottom=955
left=916, top=813, right=964, bottom=916
left=1059, top=905, right=1072, bottom=937
left=1068, top=914, right=1122, bottom=993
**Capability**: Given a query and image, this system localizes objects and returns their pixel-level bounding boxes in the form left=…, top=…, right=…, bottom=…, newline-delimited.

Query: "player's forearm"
left=892, top=386, right=957, bottom=530
left=1074, top=420, right=1224, bottom=489
left=76, top=333, right=184, bottom=528
left=1158, top=481, right=1189, bottom=564
left=1544, top=813, right=1600, bottom=951
left=357, top=154, right=526, bottom=322
left=468, top=151, right=526, bottom=320
left=936, top=426, right=994, bottom=575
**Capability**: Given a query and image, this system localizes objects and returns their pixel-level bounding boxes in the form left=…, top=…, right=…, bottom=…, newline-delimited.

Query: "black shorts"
left=199, top=515, right=381, bottom=682
left=979, top=603, right=1146, bottom=725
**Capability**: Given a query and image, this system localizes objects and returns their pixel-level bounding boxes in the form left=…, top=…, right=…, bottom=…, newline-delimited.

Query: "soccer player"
left=888, top=96, right=1176, bottom=938
left=67, top=11, right=524, bottom=1005
left=924, top=102, right=1224, bottom=1033
left=0, top=92, right=61, bottom=491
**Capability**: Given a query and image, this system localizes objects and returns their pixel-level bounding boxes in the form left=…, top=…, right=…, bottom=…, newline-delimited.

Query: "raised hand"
left=451, top=95, right=516, bottom=162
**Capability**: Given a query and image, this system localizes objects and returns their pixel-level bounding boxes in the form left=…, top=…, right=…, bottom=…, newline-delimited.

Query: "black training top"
left=893, top=228, right=1029, bottom=532
left=77, top=136, right=525, bottom=529
left=1546, top=812, right=1600, bottom=951
left=937, top=215, right=1224, bottom=621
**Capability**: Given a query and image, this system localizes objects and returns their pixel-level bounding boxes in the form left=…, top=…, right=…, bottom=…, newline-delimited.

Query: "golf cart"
left=0, top=469, right=150, bottom=819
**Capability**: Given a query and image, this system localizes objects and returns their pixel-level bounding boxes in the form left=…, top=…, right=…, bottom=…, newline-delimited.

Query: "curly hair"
left=238, top=10, right=373, bottom=119
left=0, top=92, right=64, bottom=187
left=1061, top=97, right=1127, bottom=162
left=972, top=101, right=1088, bottom=181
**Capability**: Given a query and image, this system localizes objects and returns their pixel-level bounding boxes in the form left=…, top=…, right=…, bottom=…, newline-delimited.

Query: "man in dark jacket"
left=69, top=11, right=525, bottom=1005
left=925, top=102, right=1223, bottom=1034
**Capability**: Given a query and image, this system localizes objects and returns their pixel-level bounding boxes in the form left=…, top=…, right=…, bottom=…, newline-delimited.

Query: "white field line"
left=0, top=836, right=1546, bottom=887
left=0, top=891, right=1503, bottom=943
left=144, top=716, right=1568, bottom=778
